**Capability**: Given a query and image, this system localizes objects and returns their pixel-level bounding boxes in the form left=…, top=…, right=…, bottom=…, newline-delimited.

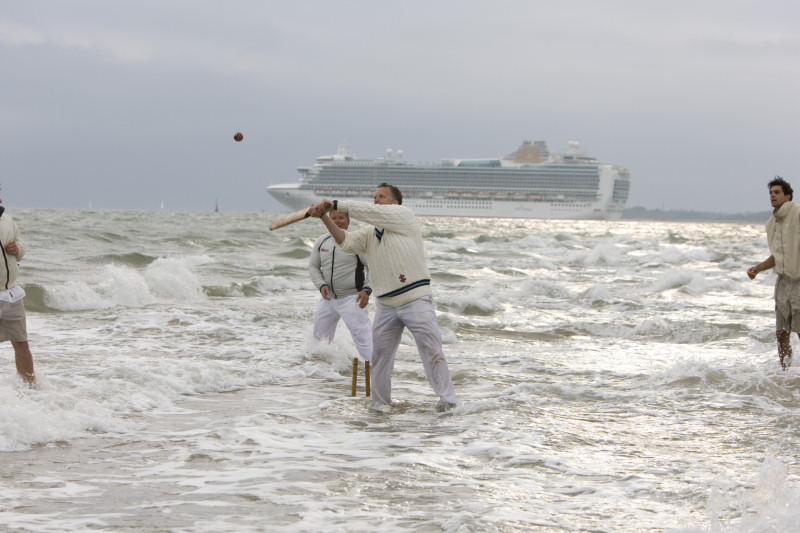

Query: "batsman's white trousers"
left=371, top=296, right=457, bottom=405
left=313, top=295, right=373, bottom=362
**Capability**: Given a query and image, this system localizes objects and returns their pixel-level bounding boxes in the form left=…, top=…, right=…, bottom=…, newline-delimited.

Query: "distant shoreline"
left=12, top=206, right=773, bottom=222
left=622, top=206, right=769, bottom=223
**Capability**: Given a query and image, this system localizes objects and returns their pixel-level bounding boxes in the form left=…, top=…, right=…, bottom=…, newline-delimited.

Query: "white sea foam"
left=250, top=274, right=305, bottom=292
left=42, top=257, right=207, bottom=311
left=519, top=278, right=573, bottom=299
left=144, top=257, right=206, bottom=303
left=651, top=267, right=709, bottom=295
left=44, top=280, right=114, bottom=311
left=702, top=456, right=800, bottom=532
left=438, top=285, right=500, bottom=315
left=1, top=210, right=797, bottom=532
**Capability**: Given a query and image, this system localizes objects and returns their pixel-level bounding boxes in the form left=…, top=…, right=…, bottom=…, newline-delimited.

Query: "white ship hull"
left=267, top=141, right=630, bottom=220
left=267, top=183, right=625, bottom=220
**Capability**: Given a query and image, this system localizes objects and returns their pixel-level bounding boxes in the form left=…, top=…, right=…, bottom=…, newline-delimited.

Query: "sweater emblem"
left=321, top=247, right=331, bottom=252
left=399, top=274, right=406, bottom=283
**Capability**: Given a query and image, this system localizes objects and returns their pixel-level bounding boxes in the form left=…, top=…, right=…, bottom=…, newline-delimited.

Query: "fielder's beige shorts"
left=0, top=299, right=28, bottom=342
left=775, top=275, right=800, bottom=333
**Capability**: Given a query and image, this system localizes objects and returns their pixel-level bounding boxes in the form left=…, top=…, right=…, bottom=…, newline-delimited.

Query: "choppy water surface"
left=1, top=209, right=799, bottom=532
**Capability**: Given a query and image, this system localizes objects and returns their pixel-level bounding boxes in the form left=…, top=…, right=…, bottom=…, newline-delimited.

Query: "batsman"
left=308, top=183, right=457, bottom=410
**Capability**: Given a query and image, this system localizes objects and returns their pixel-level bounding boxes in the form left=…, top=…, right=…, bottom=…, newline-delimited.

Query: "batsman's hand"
left=309, top=200, right=334, bottom=218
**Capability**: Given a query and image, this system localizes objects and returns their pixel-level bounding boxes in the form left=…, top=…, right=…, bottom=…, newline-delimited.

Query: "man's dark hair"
left=378, top=182, right=403, bottom=205
left=769, top=175, right=793, bottom=201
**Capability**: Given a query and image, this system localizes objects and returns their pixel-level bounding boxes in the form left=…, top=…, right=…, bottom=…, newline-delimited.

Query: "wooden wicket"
left=351, top=358, right=371, bottom=397
left=351, top=357, right=358, bottom=396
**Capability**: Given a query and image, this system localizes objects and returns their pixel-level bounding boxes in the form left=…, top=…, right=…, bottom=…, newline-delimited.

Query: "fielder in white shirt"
left=308, top=211, right=373, bottom=363
left=0, top=197, right=35, bottom=386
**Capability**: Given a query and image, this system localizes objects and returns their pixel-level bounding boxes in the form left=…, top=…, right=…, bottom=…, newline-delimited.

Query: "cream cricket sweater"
left=336, top=200, right=432, bottom=307
left=767, top=201, right=800, bottom=280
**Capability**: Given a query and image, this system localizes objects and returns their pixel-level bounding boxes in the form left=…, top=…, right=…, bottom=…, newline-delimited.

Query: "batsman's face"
left=330, top=210, right=350, bottom=230
left=373, top=187, right=398, bottom=205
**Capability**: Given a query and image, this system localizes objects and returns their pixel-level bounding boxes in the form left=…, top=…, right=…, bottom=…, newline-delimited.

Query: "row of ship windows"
left=322, top=191, right=600, bottom=199
left=317, top=176, right=601, bottom=186
left=612, top=181, right=630, bottom=200
left=313, top=184, right=602, bottom=193
left=316, top=175, right=600, bottom=182
left=318, top=169, right=600, bottom=180
left=421, top=202, right=493, bottom=209
left=323, top=166, right=600, bottom=175
left=416, top=201, right=593, bottom=210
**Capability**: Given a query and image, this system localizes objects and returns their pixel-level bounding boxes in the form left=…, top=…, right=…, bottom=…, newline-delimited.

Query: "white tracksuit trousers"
left=370, top=296, right=456, bottom=405
left=313, top=295, right=373, bottom=362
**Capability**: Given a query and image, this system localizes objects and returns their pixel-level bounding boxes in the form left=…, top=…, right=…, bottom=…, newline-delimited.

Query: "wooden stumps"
left=351, top=358, right=371, bottom=397
left=365, top=361, right=370, bottom=397
left=351, top=357, right=358, bottom=397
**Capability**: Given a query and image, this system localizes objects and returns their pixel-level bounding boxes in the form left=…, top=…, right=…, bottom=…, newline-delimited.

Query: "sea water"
left=0, top=209, right=798, bottom=532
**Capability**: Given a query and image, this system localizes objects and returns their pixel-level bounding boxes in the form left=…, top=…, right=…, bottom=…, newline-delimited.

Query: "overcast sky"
left=1, top=1, right=798, bottom=213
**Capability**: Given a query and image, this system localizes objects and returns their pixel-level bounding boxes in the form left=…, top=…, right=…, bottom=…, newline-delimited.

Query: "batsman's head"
left=374, top=183, right=402, bottom=205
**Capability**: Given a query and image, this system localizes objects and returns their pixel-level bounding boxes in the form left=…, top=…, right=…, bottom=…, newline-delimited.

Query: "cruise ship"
left=267, top=140, right=630, bottom=220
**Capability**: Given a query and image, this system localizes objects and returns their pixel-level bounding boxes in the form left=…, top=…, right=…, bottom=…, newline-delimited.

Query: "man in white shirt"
left=308, top=210, right=373, bottom=364
left=748, top=176, right=800, bottom=370
left=0, top=197, right=35, bottom=385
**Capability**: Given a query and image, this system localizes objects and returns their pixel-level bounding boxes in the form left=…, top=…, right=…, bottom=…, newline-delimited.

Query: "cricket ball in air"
left=234, top=132, right=243, bottom=142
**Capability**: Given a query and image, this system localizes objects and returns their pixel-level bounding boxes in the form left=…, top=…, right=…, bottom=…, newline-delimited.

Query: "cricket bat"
left=269, top=207, right=311, bottom=231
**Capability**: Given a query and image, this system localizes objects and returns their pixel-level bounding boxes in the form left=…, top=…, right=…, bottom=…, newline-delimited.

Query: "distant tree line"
left=622, top=206, right=770, bottom=223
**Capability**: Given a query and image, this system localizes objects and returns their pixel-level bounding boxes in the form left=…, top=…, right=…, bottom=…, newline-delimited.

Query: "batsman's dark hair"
left=377, top=182, right=403, bottom=205
left=769, top=175, right=793, bottom=201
